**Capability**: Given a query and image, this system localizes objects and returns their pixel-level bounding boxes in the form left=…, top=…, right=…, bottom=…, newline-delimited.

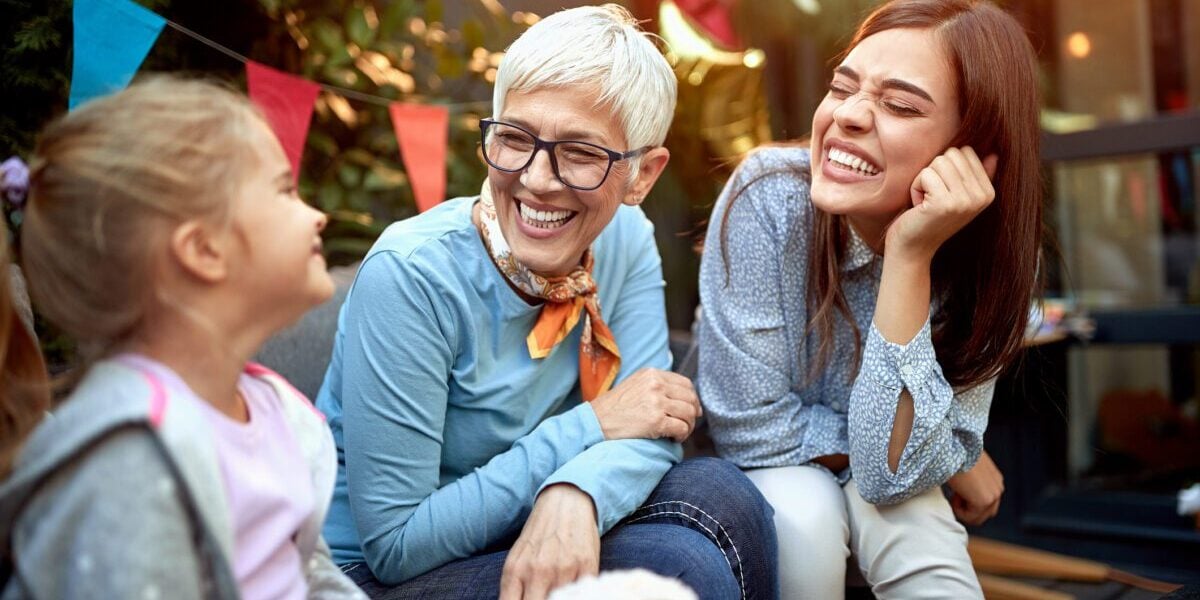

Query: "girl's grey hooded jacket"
left=0, top=358, right=366, bottom=600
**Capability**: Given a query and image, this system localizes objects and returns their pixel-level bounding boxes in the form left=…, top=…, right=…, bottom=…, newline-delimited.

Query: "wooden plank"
left=969, top=538, right=1184, bottom=595
left=978, top=574, right=1074, bottom=600
left=970, top=537, right=1109, bottom=581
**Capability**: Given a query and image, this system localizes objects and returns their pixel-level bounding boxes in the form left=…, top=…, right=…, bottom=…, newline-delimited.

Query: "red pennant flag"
left=246, top=61, right=320, bottom=182
left=675, top=0, right=741, bottom=49
left=389, top=103, right=449, bottom=213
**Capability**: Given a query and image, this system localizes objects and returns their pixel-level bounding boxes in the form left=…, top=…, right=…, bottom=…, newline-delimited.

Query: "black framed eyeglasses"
left=479, top=118, right=651, bottom=191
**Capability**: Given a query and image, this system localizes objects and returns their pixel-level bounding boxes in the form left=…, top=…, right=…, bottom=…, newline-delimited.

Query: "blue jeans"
left=343, top=457, right=778, bottom=599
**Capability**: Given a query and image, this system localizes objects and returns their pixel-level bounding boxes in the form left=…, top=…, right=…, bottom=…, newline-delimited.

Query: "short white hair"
left=493, top=4, right=677, bottom=150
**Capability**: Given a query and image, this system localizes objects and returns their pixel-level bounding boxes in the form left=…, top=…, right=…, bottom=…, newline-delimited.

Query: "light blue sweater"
left=316, top=197, right=680, bottom=585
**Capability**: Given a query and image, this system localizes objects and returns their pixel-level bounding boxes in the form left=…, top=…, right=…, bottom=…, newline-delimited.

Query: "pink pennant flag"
left=389, top=103, right=449, bottom=213
left=675, top=0, right=741, bottom=49
left=246, top=61, right=320, bottom=182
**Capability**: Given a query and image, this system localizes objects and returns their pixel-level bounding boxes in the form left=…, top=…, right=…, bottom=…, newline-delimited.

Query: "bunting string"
left=69, top=0, right=495, bottom=212
left=161, top=20, right=489, bottom=112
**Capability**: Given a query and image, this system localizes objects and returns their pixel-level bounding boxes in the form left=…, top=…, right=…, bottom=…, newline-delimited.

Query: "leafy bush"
left=254, top=0, right=531, bottom=264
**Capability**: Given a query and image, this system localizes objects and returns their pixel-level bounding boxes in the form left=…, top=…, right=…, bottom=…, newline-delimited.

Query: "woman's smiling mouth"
left=826, top=147, right=881, bottom=176
left=517, top=199, right=578, bottom=230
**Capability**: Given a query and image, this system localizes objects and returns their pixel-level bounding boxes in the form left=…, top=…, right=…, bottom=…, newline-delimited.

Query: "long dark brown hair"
left=1, top=227, right=50, bottom=477
left=723, top=0, right=1042, bottom=389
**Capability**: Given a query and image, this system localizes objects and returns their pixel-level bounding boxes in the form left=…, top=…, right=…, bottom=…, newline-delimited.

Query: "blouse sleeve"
left=847, top=319, right=995, bottom=505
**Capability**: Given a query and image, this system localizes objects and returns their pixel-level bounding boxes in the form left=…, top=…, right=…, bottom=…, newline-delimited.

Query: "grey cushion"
left=254, top=263, right=358, bottom=400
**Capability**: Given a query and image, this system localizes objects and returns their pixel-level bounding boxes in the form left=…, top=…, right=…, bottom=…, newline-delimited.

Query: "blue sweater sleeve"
left=847, top=320, right=995, bottom=504
left=340, top=251, right=606, bottom=585
left=538, top=207, right=682, bottom=533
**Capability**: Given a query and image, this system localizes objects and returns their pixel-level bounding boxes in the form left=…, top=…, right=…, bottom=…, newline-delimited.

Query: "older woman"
left=316, top=5, right=776, bottom=600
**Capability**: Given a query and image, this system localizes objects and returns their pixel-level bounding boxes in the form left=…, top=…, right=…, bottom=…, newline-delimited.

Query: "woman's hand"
left=946, top=450, right=1004, bottom=526
left=886, top=147, right=999, bottom=260
left=589, top=368, right=701, bottom=442
left=500, top=484, right=601, bottom=600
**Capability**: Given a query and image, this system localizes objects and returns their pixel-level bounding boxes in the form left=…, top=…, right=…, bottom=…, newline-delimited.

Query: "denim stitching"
left=624, top=507, right=746, bottom=600
left=637, top=500, right=746, bottom=593
left=624, top=510, right=744, bottom=599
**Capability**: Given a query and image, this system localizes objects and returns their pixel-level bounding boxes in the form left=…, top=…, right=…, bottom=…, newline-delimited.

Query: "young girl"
left=0, top=76, right=365, bottom=600
left=698, top=0, right=1041, bottom=598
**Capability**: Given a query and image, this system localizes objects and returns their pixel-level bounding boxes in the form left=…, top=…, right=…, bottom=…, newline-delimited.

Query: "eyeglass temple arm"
left=620, top=146, right=654, bottom=160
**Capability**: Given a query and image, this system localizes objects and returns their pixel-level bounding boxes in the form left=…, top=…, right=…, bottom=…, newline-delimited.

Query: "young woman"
left=698, top=1, right=1041, bottom=597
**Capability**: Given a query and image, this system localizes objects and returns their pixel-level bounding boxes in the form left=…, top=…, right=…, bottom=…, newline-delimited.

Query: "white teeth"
left=828, top=148, right=879, bottom=176
left=519, top=202, right=574, bottom=229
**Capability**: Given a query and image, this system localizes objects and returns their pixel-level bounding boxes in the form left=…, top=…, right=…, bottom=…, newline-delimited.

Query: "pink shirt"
left=121, top=355, right=313, bottom=600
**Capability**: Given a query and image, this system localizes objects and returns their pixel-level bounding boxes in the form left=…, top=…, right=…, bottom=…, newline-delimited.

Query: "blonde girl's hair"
left=21, top=75, right=268, bottom=384
left=1, top=225, right=51, bottom=477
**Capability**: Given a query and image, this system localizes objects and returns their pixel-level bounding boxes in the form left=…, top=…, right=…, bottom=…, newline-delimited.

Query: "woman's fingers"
left=929, top=152, right=974, bottom=207
left=961, top=502, right=988, bottom=526
left=644, top=370, right=703, bottom=432
left=592, top=368, right=703, bottom=441
left=955, top=492, right=1002, bottom=526
left=660, top=414, right=693, bottom=442
left=910, top=164, right=951, bottom=208
left=958, top=147, right=998, bottom=203
left=499, top=561, right=523, bottom=600
left=950, top=494, right=975, bottom=523
left=581, top=551, right=600, bottom=578
left=663, top=378, right=700, bottom=403
left=663, top=392, right=701, bottom=420
left=521, top=576, right=551, bottom=600
left=940, top=148, right=986, bottom=201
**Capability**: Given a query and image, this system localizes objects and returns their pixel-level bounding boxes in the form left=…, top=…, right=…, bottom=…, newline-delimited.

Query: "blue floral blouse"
left=697, top=146, right=994, bottom=505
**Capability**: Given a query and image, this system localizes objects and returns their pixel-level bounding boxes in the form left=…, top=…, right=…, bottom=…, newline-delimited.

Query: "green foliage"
left=254, top=0, right=530, bottom=265
left=0, top=0, right=245, bottom=157
left=1, top=0, right=525, bottom=268
left=0, top=0, right=72, bottom=157
left=4, top=0, right=526, bottom=362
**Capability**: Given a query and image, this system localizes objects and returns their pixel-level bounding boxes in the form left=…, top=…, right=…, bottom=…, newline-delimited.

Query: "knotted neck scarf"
left=476, top=185, right=620, bottom=401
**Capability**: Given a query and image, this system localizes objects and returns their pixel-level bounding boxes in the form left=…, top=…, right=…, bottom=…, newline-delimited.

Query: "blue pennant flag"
left=69, top=0, right=166, bottom=110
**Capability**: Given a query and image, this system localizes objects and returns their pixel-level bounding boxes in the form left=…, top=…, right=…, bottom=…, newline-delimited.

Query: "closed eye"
left=884, top=102, right=923, bottom=116
left=829, top=83, right=854, bottom=98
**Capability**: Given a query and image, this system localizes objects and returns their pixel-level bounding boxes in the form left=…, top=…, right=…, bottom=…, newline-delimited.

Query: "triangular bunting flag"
left=246, top=61, right=320, bottom=182
left=69, top=0, right=166, bottom=110
left=675, top=0, right=741, bottom=49
left=389, top=103, right=449, bottom=213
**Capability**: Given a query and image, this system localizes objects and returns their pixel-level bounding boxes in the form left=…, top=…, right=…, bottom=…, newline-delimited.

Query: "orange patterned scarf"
left=477, top=187, right=620, bottom=401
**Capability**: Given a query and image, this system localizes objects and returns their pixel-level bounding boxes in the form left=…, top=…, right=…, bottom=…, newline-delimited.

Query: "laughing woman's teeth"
left=828, top=148, right=879, bottom=176
left=519, top=202, right=574, bottom=229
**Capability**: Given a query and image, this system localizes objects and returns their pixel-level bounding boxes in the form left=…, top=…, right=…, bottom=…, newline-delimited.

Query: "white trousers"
left=745, top=465, right=982, bottom=600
